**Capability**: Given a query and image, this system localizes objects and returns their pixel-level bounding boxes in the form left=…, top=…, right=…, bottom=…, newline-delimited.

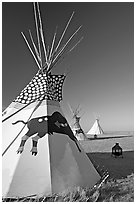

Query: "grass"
left=98, top=173, right=134, bottom=202
left=2, top=173, right=134, bottom=202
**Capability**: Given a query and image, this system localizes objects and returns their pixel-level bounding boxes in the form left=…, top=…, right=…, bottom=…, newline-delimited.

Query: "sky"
left=2, top=2, right=134, bottom=132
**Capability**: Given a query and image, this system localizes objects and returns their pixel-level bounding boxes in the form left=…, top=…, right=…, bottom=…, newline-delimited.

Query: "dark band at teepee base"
left=2, top=2, right=101, bottom=198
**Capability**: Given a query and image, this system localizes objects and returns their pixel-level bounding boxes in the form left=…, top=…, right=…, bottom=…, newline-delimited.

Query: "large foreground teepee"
left=87, top=118, right=104, bottom=135
left=2, top=3, right=100, bottom=198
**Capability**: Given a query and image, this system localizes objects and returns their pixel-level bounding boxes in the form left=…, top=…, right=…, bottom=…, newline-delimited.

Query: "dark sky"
left=2, top=2, right=134, bottom=131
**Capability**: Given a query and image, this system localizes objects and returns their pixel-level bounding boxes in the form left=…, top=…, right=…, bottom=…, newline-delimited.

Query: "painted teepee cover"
left=2, top=3, right=100, bottom=198
left=87, top=119, right=104, bottom=135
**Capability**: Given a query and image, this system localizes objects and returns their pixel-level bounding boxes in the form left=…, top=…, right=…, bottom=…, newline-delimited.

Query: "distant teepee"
left=87, top=118, right=104, bottom=136
left=68, top=104, right=87, bottom=140
left=2, top=3, right=100, bottom=198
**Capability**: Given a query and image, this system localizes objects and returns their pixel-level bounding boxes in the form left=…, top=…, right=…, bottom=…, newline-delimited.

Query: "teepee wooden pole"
left=47, top=39, right=78, bottom=74
left=21, top=32, right=41, bottom=69
left=29, top=30, right=41, bottom=63
left=53, top=25, right=82, bottom=63
left=40, top=28, right=48, bottom=67
left=33, top=2, right=42, bottom=67
left=48, top=36, right=82, bottom=74
left=48, top=36, right=83, bottom=72
left=55, top=11, right=75, bottom=53
left=37, top=2, right=48, bottom=65
left=69, top=36, right=84, bottom=52
left=47, top=43, right=66, bottom=73
left=48, top=28, right=57, bottom=69
left=49, top=36, right=83, bottom=73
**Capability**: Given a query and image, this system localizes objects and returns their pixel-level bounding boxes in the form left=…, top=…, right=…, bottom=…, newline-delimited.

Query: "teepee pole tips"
left=21, top=32, right=41, bottom=70
left=55, top=11, right=75, bottom=53
left=28, top=29, right=41, bottom=64
left=33, top=2, right=42, bottom=67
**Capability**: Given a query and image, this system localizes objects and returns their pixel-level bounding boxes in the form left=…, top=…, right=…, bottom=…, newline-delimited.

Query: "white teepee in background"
left=87, top=118, right=104, bottom=135
left=2, top=3, right=100, bottom=198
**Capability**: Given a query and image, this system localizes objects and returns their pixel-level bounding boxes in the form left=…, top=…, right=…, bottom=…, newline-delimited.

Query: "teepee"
left=87, top=118, right=104, bottom=136
left=2, top=3, right=100, bottom=198
left=69, top=104, right=87, bottom=140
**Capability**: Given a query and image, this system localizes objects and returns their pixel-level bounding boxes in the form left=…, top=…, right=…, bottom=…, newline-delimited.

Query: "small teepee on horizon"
left=2, top=3, right=100, bottom=198
left=87, top=118, right=104, bottom=136
left=68, top=104, right=87, bottom=140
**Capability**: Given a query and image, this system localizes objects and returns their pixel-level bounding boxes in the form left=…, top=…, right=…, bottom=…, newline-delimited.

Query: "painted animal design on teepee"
left=12, top=111, right=81, bottom=155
